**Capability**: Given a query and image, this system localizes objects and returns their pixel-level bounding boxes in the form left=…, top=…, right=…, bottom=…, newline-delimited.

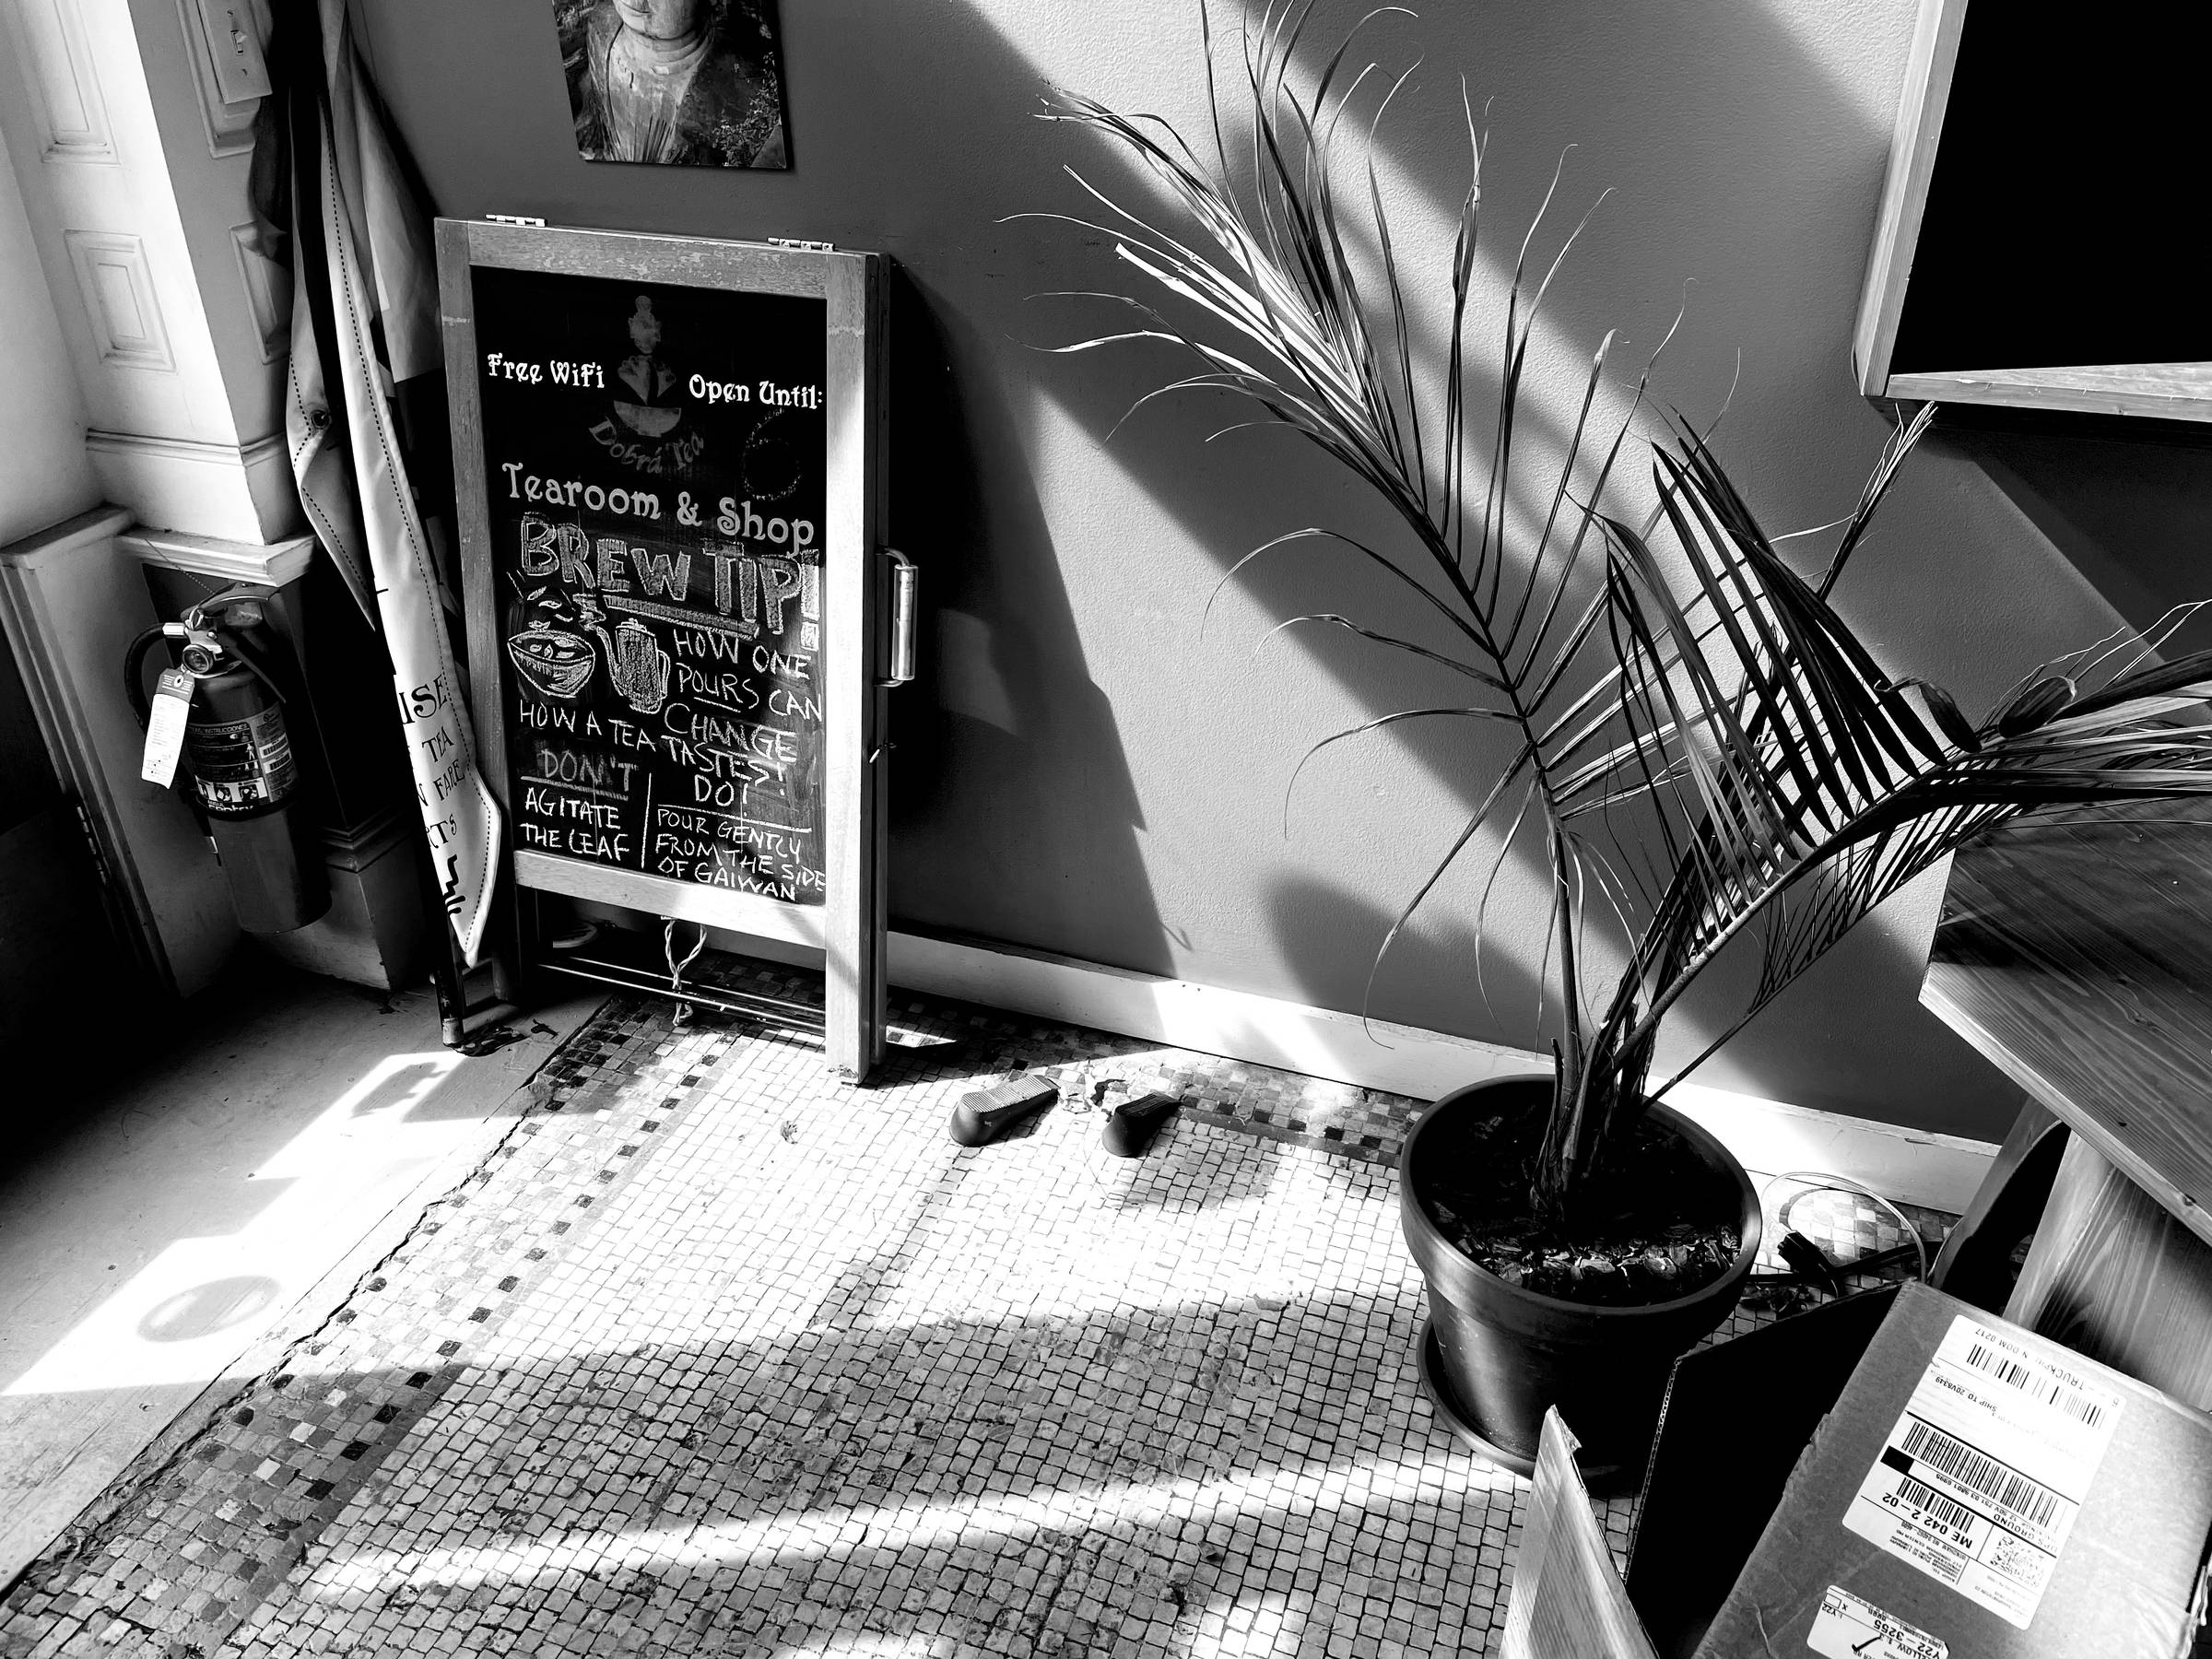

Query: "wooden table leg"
left=2005, top=1133, right=2212, bottom=1411
left=1928, top=1098, right=2068, bottom=1313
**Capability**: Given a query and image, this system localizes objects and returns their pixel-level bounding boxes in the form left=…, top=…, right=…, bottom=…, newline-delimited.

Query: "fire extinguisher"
left=125, top=594, right=331, bottom=934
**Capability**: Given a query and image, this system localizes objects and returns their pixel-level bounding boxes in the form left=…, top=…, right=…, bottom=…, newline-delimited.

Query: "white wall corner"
left=0, top=0, right=241, bottom=441
left=4, top=0, right=290, bottom=522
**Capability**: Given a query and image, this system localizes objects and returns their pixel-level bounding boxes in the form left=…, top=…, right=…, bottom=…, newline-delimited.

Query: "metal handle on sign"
left=881, top=548, right=918, bottom=688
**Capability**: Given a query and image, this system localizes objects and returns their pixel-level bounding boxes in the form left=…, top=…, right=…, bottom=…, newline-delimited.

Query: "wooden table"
left=1923, top=800, right=2212, bottom=1407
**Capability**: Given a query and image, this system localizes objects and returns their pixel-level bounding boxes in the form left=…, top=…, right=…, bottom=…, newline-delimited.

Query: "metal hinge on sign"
left=879, top=547, right=918, bottom=688
left=769, top=237, right=836, bottom=253
left=486, top=213, right=546, bottom=227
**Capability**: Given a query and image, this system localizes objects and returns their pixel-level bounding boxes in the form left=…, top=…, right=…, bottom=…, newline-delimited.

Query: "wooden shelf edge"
left=1922, top=970, right=2212, bottom=1251
left=1886, top=369, right=2212, bottom=423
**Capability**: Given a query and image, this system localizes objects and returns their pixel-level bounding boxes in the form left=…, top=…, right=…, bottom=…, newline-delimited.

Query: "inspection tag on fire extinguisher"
left=140, top=667, right=194, bottom=788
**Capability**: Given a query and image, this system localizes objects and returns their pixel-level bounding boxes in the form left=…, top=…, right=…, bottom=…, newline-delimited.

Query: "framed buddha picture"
left=551, top=0, right=791, bottom=171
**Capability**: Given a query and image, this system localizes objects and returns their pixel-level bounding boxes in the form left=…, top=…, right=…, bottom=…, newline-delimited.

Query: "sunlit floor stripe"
left=302, top=1444, right=1475, bottom=1605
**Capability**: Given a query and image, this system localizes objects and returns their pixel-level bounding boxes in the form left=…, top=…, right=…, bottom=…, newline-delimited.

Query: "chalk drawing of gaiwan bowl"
left=507, top=626, right=596, bottom=700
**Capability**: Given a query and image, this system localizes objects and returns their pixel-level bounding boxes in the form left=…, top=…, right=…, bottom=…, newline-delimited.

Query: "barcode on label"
left=1961, top=1340, right=2106, bottom=1428
left=1900, top=1420, right=2061, bottom=1530
left=1896, top=1475, right=1978, bottom=1535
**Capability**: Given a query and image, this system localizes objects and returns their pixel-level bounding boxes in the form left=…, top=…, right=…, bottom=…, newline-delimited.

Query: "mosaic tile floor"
left=0, top=965, right=1952, bottom=1659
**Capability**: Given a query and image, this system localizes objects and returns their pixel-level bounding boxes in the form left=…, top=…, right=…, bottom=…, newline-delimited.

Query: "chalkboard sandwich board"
left=437, top=219, right=891, bottom=1077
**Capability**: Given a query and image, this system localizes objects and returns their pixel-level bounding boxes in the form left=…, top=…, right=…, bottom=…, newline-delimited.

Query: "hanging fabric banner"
left=267, top=0, right=500, bottom=962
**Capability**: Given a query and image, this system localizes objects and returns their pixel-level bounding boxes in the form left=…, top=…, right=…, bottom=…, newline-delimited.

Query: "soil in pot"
left=1410, top=1088, right=1742, bottom=1306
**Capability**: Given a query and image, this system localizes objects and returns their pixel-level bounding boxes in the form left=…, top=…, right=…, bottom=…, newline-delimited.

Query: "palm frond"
left=1040, top=4, right=2212, bottom=1218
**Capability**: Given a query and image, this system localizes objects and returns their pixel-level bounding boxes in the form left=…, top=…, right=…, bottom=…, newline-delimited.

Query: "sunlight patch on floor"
left=297, top=1441, right=1457, bottom=1606
left=6, top=1052, right=464, bottom=1398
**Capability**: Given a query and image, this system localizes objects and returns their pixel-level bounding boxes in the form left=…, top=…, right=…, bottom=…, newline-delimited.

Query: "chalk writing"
left=475, top=263, right=829, bottom=905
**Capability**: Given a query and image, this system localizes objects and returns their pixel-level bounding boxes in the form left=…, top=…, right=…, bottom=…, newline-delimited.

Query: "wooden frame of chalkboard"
left=436, top=218, right=890, bottom=1077
left=1855, top=0, right=2212, bottom=423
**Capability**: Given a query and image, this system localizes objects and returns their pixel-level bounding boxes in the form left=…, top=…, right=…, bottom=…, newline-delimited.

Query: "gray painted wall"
left=358, top=0, right=2200, bottom=1143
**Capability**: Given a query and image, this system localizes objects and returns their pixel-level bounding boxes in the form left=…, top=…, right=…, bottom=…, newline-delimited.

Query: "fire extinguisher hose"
left=123, top=625, right=171, bottom=727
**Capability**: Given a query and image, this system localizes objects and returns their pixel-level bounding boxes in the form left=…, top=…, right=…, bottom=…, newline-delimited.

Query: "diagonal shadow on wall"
left=353, top=0, right=2060, bottom=1135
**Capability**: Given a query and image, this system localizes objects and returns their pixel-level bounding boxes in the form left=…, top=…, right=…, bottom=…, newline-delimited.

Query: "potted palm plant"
left=1037, top=7, right=2212, bottom=1476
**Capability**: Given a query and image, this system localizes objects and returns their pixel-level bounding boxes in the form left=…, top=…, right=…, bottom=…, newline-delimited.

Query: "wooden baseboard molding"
left=879, top=929, right=1996, bottom=1216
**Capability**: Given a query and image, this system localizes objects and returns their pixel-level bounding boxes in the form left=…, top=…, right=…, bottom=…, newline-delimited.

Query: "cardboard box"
left=1502, top=1408, right=1660, bottom=1659
left=1629, top=1283, right=1901, bottom=1657
left=1695, top=1281, right=2212, bottom=1658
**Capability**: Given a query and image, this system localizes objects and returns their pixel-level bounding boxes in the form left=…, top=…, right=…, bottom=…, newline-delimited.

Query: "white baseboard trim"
left=1661, top=1085, right=1997, bottom=1218
left=882, top=929, right=1996, bottom=1216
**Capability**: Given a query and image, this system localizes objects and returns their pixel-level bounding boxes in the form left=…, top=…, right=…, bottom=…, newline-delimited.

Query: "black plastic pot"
left=1399, top=1076, right=1761, bottom=1483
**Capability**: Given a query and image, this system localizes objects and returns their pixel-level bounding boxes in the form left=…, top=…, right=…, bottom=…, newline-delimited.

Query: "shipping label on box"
left=1692, top=1283, right=2212, bottom=1659
left=1807, top=1584, right=1948, bottom=1659
left=1842, top=1314, right=2124, bottom=1628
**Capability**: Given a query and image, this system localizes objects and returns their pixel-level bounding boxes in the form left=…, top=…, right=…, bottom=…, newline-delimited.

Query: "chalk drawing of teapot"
left=577, top=594, right=671, bottom=714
